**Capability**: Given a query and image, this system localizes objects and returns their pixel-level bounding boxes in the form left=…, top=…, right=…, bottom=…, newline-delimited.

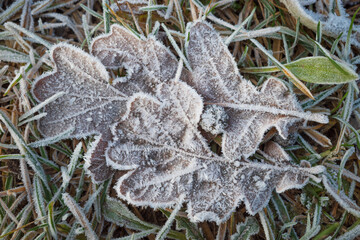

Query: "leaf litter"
left=32, top=21, right=328, bottom=224
left=2, top=0, right=360, bottom=239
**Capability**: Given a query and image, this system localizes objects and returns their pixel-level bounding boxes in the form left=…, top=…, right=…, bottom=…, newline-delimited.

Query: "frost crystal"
left=110, top=0, right=148, bottom=15
left=107, top=89, right=323, bottom=222
left=32, top=21, right=327, bottom=223
left=231, top=217, right=259, bottom=240
left=200, top=105, right=228, bottom=135
left=280, top=0, right=360, bottom=48
left=31, top=43, right=130, bottom=182
left=91, top=24, right=189, bottom=87
left=32, top=43, right=127, bottom=138
left=185, top=21, right=328, bottom=160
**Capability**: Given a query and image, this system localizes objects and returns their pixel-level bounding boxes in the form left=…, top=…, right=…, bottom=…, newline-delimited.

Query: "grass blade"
left=62, top=193, right=98, bottom=240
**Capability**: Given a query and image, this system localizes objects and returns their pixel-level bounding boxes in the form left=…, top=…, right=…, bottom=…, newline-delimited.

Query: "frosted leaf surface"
left=107, top=82, right=207, bottom=170
left=108, top=84, right=323, bottom=223
left=200, top=105, right=228, bottom=135
left=32, top=43, right=128, bottom=182
left=91, top=24, right=189, bottom=92
left=81, top=24, right=195, bottom=182
left=84, top=133, right=114, bottom=183
left=186, top=21, right=328, bottom=160
left=280, top=0, right=360, bottom=48
left=32, top=43, right=127, bottom=138
left=32, top=22, right=326, bottom=223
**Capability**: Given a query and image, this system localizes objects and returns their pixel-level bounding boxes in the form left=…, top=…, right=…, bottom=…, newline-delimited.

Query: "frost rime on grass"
left=280, top=0, right=360, bottom=48
left=110, top=0, right=149, bottom=15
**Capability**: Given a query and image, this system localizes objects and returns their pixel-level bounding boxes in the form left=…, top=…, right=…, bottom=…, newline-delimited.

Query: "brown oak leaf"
left=106, top=86, right=324, bottom=223
left=31, top=43, right=128, bottom=182
left=87, top=24, right=192, bottom=181
left=32, top=22, right=327, bottom=222
left=32, top=43, right=127, bottom=138
left=185, top=21, right=328, bottom=160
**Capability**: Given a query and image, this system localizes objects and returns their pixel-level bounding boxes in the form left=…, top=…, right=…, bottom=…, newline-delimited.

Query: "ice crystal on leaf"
left=91, top=24, right=189, bottom=87
left=185, top=21, right=328, bottom=160
left=32, top=21, right=328, bottom=223
left=108, top=92, right=324, bottom=222
left=31, top=43, right=129, bottom=182
left=88, top=24, right=193, bottom=181
left=32, top=43, right=127, bottom=138
left=200, top=105, right=228, bottom=135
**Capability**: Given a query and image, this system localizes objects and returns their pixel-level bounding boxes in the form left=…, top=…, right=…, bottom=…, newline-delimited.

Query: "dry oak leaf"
left=31, top=23, right=326, bottom=223
left=88, top=25, right=324, bottom=221
left=31, top=43, right=130, bottom=181
left=32, top=24, right=189, bottom=183
left=87, top=24, right=191, bottom=181
left=32, top=43, right=127, bottom=138
left=185, top=21, right=329, bottom=160
left=90, top=24, right=188, bottom=89
left=105, top=86, right=324, bottom=223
